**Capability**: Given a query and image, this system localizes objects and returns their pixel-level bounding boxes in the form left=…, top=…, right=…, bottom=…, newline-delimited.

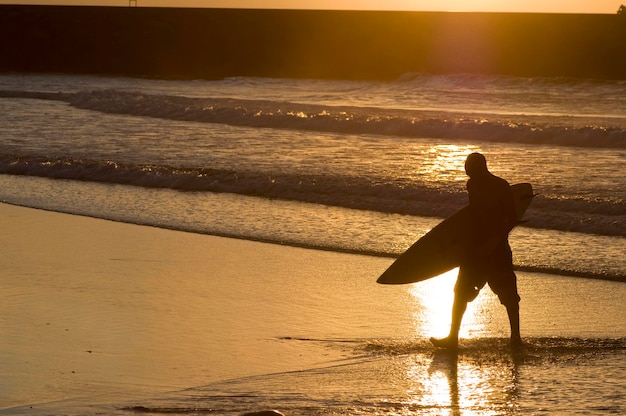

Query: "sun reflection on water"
left=413, top=144, right=481, bottom=184
left=407, top=269, right=491, bottom=340
left=398, top=270, right=521, bottom=414
left=408, top=269, right=456, bottom=339
left=401, top=353, right=520, bottom=415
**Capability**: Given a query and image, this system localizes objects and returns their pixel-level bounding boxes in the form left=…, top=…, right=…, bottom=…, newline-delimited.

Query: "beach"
left=1, top=202, right=624, bottom=415
left=0, top=202, right=389, bottom=412
left=0, top=19, right=624, bottom=411
left=0, top=202, right=370, bottom=407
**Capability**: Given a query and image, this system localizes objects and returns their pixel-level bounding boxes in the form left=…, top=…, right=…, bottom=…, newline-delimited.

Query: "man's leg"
left=431, top=294, right=468, bottom=349
left=490, top=243, right=522, bottom=347
left=431, top=268, right=480, bottom=349
left=505, top=302, right=522, bottom=347
left=491, top=270, right=522, bottom=347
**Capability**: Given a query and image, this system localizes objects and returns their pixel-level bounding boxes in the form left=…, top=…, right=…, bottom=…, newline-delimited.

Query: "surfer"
left=431, top=153, right=522, bottom=349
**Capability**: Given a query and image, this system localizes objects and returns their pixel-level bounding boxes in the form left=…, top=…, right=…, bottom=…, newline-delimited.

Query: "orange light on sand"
left=408, top=268, right=488, bottom=339
left=408, top=269, right=457, bottom=338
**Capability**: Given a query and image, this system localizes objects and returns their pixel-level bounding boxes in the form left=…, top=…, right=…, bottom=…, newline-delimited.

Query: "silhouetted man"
left=431, top=153, right=522, bottom=349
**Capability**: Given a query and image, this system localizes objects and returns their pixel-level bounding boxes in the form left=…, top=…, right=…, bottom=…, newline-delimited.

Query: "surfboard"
left=377, top=183, right=534, bottom=285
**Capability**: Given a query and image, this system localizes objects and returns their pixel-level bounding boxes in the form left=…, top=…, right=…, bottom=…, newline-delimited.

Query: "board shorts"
left=455, top=240, right=520, bottom=307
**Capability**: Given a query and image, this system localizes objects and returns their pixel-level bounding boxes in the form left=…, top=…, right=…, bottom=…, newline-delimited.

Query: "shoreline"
left=1, top=5, right=624, bottom=81
left=2, top=201, right=623, bottom=283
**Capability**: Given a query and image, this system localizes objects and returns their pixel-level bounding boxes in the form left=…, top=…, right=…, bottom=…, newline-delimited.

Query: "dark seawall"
left=1, top=5, right=625, bottom=80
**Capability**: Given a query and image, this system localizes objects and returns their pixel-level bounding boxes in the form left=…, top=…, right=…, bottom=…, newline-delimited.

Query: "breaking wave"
left=2, top=89, right=625, bottom=149
left=0, top=155, right=624, bottom=238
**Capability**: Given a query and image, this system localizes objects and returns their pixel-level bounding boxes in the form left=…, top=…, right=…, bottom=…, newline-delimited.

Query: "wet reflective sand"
left=0, top=204, right=623, bottom=415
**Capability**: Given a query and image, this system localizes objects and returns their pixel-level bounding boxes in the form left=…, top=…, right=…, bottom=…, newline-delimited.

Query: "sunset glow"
left=406, top=269, right=493, bottom=340
left=0, top=0, right=622, bottom=14
left=407, top=268, right=513, bottom=340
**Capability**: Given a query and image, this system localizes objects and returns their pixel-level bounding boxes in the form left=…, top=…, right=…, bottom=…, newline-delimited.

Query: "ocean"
left=0, top=73, right=624, bottom=415
left=1, top=73, right=625, bottom=279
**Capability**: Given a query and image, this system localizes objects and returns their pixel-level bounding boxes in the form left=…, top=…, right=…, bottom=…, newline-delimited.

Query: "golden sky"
left=0, top=1, right=623, bottom=13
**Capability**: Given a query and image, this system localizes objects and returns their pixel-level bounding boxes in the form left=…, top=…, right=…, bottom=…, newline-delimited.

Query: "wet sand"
left=0, top=203, right=624, bottom=414
left=0, top=203, right=389, bottom=410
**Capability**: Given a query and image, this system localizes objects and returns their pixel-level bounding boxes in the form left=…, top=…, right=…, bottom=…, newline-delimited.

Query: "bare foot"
left=511, top=336, right=524, bottom=351
left=430, top=336, right=458, bottom=350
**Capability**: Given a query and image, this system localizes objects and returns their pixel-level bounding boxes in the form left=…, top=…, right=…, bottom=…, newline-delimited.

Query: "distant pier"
left=0, top=5, right=624, bottom=80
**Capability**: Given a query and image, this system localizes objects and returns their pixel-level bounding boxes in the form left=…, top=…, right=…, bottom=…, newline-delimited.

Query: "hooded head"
left=464, top=152, right=488, bottom=178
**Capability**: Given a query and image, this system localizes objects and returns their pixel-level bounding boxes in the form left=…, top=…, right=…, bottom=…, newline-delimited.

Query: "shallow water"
left=119, top=346, right=624, bottom=416
left=1, top=175, right=624, bottom=281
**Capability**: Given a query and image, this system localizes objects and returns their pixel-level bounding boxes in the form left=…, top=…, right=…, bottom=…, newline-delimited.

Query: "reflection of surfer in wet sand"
left=431, top=153, right=523, bottom=350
